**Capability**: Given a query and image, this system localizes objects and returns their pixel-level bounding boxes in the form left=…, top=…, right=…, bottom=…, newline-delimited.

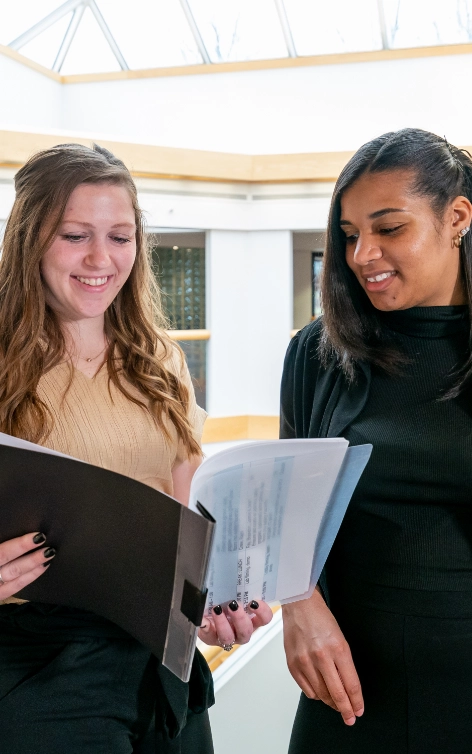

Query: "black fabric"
left=288, top=583, right=472, bottom=754
left=279, top=318, right=370, bottom=603
left=280, top=310, right=472, bottom=752
left=0, top=603, right=214, bottom=754
left=336, top=305, right=472, bottom=591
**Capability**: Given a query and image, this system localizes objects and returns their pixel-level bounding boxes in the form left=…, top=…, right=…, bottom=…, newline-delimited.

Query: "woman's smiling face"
left=41, top=183, right=137, bottom=324
left=341, top=169, right=472, bottom=310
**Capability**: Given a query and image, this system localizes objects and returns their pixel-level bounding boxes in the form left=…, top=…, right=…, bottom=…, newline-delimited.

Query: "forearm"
left=171, top=455, right=202, bottom=506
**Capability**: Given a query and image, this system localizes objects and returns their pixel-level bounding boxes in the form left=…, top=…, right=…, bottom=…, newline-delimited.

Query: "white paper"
left=280, top=443, right=372, bottom=605
left=189, top=439, right=371, bottom=611
left=0, top=431, right=84, bottom=462
left=0, top=431, right=371, bottom=610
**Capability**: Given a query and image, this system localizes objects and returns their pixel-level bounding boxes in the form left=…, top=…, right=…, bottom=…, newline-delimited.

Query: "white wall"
left=209, top=628, right=301, bottom=754
left=138, top=181, right=332, bottom=232
left=206, top=230, right=292, bottom=417
left=0, top=172, right=332, bottom=232
left=59, top=53, right=472, bottom=154
left=2, top=48, right=472, bottom=156
left=0, top=56, right=61, bottom=133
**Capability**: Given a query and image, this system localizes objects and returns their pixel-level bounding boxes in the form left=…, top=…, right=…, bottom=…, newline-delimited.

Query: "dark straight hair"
left=320, top=128, right=472, bottom=394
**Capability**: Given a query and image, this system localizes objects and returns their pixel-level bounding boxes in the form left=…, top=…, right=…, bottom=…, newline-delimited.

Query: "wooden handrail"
left=166, top=329, right=210, bottom=341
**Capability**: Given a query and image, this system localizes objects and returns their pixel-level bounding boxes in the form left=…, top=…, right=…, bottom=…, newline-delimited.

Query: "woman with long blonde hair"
left=0, top=143, right=272, bottom=753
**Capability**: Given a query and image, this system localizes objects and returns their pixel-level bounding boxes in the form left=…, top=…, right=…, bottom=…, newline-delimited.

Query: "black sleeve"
left=279, top=332, right=301, bottom=439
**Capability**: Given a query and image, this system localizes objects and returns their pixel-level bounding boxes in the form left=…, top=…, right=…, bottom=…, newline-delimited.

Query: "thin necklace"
left=81, top=343, right=108, bottom=363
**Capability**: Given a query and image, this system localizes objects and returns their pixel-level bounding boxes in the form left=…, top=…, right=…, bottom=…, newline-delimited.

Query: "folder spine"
left=162, top=505, right=215, bottom=682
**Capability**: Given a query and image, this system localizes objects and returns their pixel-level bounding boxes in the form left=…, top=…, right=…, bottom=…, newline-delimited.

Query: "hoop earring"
left=453, top=226, right=470, bottom=247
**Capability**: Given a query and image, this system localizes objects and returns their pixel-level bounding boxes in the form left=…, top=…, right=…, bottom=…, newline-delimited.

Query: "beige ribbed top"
left=37, top=347, right=206, bottom=494
left=3, top=344, right=206, bottom=605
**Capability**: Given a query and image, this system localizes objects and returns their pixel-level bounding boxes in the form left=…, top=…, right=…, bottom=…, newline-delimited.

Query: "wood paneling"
left=0, top=129, right=354, bottom=182
left=0, top=44, right=61, bottom=81
left=166, top=329, right=210, bottom=341
left=57, top=43, right=472, bottom=84
left=2, top=39, right=472, bottom=87
left=3, top=129, right=472, bottom=185
left=0, top=130, right=252, bottom=182
left=202, top=415, right=279, bottom=444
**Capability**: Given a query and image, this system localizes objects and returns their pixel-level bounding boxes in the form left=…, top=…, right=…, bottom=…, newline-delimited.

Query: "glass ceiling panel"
left=60, top=5, right=121, bottom=75
left=188, top=0, right=288, bottom=63
left=283, top=0, right=383, bottom=56
left=0, top=0, right=61, bottom=45
left=95, top=0, right=202, bottom=69
left=1, top=0, right=472, bottom=75
left=16, top=12, right=72, bottom=70
left=383, top=0, right=472, bottom=48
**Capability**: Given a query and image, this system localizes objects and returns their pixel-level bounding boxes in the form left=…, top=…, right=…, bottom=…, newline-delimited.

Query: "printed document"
left=189, top=439, right=371, bottom=611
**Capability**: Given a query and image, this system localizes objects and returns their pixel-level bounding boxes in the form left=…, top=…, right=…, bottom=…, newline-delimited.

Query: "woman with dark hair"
left=281, top=128, right=472, bottom=753
left=0, top=142, right=272, bottom=753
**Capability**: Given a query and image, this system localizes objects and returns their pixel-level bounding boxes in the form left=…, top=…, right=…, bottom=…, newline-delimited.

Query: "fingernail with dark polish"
left=44, top=548, right=56, bottom=559
left=249, top=600, right=259, bottom=610
left=213, top=605, right=223, bottom=616
left=43, top=562, right=51, bottom=568
left=33, top=533, right=46, bottom=544
left=229, top=600, right=239, bottom=612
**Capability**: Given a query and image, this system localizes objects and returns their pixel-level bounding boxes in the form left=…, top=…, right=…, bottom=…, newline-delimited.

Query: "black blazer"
left=279, top=318, right=371, bottom=604
left=280, top=319, right=371, bottom=441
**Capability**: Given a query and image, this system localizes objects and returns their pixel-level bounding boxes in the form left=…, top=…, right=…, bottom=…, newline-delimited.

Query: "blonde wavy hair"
left=0, top=142, right=200, bottom=456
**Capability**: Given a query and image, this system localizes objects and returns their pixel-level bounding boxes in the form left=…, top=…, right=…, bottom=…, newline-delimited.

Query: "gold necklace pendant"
left=83, top=344, right=108, bottom=363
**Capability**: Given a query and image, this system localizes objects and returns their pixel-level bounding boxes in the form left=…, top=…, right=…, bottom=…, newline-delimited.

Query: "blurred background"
left=1, top=1, right=470, bottom=749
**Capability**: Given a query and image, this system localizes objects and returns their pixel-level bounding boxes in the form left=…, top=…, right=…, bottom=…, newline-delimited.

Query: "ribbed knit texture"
left=36, top=347, right=206, bottom=497
left=332, top=305, right=472, bottom=591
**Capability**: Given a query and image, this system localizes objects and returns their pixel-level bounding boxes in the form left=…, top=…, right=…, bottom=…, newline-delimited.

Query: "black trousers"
left=0, top=604, right=214, bottom=754
left=289, top=581, right=472, bottom=754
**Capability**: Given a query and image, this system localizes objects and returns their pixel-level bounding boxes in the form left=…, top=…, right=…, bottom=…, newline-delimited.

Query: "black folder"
left=0, top=443, right=215, bottom=682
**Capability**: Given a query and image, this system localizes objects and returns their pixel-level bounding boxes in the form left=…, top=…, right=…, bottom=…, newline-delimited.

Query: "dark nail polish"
left=229, top=600, right=239, bottom=612
left=44, top=548, right=56, bottom=559
left=33, top=533, right=46, bottom=545
left=43, top=562, right=51, bottom=568
left=249, top=600, right=259, bottom=610
left=213, top=605, right=223, bottom=616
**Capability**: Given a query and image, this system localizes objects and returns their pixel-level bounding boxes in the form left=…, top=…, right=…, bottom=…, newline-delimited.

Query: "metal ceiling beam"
left=53, top=3, right=86, bottom=72
left=89, top=0, right=129, bottom=70
left=9, top=0, right=83, bottom=50
left=273, top=0, right=297, bottom=58
left=178, top=0, right=211, bottom=65
left=377, top=0, right=390, bottom=49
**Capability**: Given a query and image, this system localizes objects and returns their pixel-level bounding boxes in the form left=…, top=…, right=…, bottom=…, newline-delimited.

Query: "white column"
left=206, top=230, right=292, bottom=417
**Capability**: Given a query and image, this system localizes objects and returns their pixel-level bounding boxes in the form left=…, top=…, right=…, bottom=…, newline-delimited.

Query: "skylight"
left=0, top=0, right=470, bottom=76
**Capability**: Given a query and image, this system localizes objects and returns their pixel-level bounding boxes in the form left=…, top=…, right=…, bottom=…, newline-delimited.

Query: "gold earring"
left=453, top=226, right=470, bottom=248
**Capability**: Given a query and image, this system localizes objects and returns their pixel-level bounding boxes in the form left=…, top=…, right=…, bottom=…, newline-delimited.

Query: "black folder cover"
left=0, top=444, right=215, bottom=682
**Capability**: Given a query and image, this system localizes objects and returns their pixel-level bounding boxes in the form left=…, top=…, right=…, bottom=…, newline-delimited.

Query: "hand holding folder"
left=0, top=433, right=371, bottom=681
left=0, top=432, right=215, bottom=683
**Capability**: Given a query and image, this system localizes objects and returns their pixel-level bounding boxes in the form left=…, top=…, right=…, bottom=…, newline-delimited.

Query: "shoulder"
left=281, top=318, right=338, bottom=438
left=284, top=318, right=327, bottom=377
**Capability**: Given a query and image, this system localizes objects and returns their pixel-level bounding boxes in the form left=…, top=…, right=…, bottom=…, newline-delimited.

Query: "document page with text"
left=189, top=439, right=371, bottom=611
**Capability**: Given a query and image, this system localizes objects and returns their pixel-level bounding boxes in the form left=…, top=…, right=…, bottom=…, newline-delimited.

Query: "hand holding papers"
left=189, top=439, right=372, bottom=612
left=0, top=433, right=370, bottom=680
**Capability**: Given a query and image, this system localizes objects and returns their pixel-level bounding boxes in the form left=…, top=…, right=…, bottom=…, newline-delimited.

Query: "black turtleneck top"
left=331, top=306, right=472, bottom=592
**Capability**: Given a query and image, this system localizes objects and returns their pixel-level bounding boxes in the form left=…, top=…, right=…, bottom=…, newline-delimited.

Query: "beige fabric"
left=37, top=347, right=205, bottom=494
left=3, top=344, right=206, bottom=605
